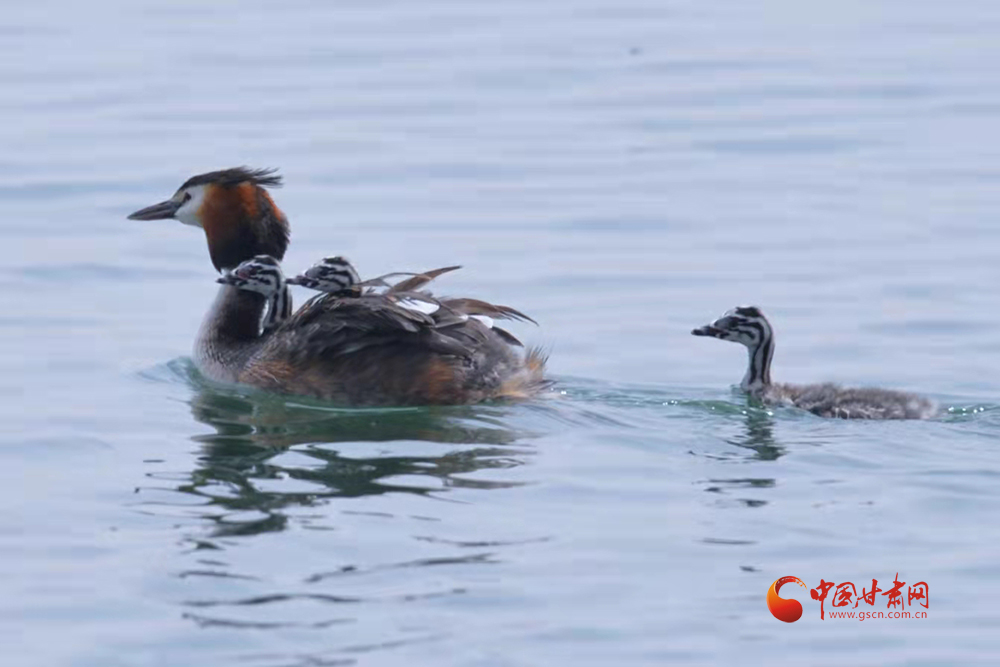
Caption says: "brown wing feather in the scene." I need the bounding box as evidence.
[439,297,537,324]
[491,326,524,347]
[267,292,475,362]
[389,266,462,293]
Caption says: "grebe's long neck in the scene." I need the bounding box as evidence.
[263,285,291,333]
[194,285,268,383]
[741,326,774,393]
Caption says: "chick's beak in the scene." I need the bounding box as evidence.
[127,198,182,221]
[216,270,244,286]
[691,324,723,338]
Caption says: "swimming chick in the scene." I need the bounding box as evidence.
[692,306,935,420]
[127,167,547,405]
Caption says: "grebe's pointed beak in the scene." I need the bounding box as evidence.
[691,324,724,338]
[216,271,243,286]
[127,198,181,221]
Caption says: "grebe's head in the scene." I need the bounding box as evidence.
[286,256,361,293]
[216,255,285,296]
[692,306,772,348]
[127,167,289,272]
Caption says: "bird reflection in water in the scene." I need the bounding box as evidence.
[726,407,785,462]
[702,409,783,510]
[167,383,536,538]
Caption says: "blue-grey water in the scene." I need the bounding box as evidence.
[3,1,1000,664]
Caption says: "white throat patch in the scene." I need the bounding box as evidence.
[175,185,207,228]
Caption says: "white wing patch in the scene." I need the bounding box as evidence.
[396,297,439,315]
[470,314,494,329]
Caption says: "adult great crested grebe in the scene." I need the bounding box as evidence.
[692,306,936,420]
[128,167,547,405]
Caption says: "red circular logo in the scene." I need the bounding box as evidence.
[767,576,807,622]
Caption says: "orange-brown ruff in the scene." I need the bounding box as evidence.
[128,167,547,406]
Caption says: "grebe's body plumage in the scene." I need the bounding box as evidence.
[128,169,546,405]
[692,306,935,420]
[206,255,544,405]
[289,256,530,348]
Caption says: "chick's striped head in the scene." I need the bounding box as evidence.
[287,256,361,293]
[217,254,285,296]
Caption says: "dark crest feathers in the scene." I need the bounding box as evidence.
[250,254,282,267]
[182,166,283,190]
[734,306,762,318]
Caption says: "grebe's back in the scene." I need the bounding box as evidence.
[257,257,545,405]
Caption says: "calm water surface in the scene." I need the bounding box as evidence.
[2,1,1000,664]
